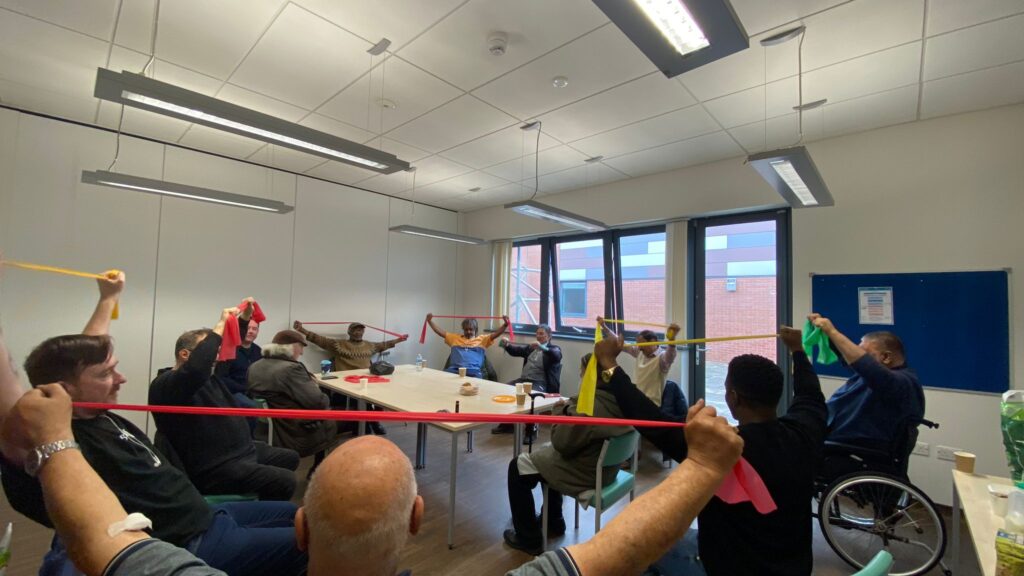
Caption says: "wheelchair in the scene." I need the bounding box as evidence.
[814,418,951,576]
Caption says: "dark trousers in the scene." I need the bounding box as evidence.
[194,442,300,501]
[507,459,564,546]
[192,501,307,576]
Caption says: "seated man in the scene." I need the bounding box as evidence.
[0,275,306,576]
[218,318,261,409]
[599,318,680,406]
[504,351,632,556]
[492,324,563,436]
[2,365,743,576]
[293,320,408,435]
[809,313,925,477]
[600,323,827,576]
[248,329,339,471]
[424,312,508,378]
[150,302,300,501]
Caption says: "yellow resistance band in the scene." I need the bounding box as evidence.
[3,260,121,319]
[601,318,673,329]
[633,333,778,347]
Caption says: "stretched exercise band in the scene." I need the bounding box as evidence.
[633,333,779,347]
[601,319,674,329]
[2,260,120,319]
[73,402,775,513]
[420,315,513,344]
[298,322,408,339]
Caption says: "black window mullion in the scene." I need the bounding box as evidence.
[539,238,551,327]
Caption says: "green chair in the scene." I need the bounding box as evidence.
[203,493,257,505]
[153,430,258,504]
[253,397,275,447]
[852,550,893,576]
[540,430,639,550]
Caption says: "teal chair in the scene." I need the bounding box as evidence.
[253,397,275,447]
[541,430,640,550]
[852,551,893,576]
[203,493,256,505]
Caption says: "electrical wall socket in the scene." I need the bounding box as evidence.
[912,441,930,456]
[936,445,961,461]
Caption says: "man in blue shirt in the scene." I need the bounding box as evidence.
[809,314,925,476]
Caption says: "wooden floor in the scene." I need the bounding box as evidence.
[2,421,982,575]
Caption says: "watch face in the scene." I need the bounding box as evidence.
[25,448,42,476]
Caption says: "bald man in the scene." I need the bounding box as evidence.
[7,383,742,576]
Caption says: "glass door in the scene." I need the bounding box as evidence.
[689,210,791,423]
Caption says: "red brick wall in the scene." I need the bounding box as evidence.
[705,277,777,362]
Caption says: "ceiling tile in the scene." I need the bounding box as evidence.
[407,154,474,186]
[156,0,287,79]
[178,124,265,159]
[570,105,721,158]
[461,182,534,208]
[293,0,464,50]
[386,94,516,153]
[248,144,326,174]
[318,55,461,133]
[803,42,921,104]
[112,0,155,54]
[299,113,377,144]
[729,0,848,37]
[218,83,309,122]
[472,24,656,120]
[604,131,743,177]
[107,47,224,96]
[703,77,798,129]
[820,84,919,138]
[0,78,97,123]
[926,0,1024,36]
[924,13,1024,81]
[305,159,378,184]
[800,0,924,71]
[358,169,415,195]
[532,162,626,196]
[728,114,803,154]
[921,60,1024,119]
[538,72,696,142]
[399,0,608,91]
[0,0,118,40]
[677,33,799,102]
[482,145,588,181]
[406,171,510,202]
[230,3,371,109]
[0,11,109,101]
[439,124,560,169]
[363,137,432,163]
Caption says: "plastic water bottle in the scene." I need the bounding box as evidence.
[415,354,424,372]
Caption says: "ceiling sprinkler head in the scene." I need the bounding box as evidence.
[488,32,508,56]
[552,76,569,88]
[377,98,398,110]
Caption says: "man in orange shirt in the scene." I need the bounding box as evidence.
[424,313,508,378]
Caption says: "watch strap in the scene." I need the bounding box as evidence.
[27,439,80,477]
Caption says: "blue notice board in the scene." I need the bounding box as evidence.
[811,271,1010,394]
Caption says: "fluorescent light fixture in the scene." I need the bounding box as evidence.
[504,200,607,232]
[747,146,833,208]
[594,0,747,78]
[81,170,294,213]
[93,68,409,174]
[388,225,486,245]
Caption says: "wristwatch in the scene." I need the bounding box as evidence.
[600,366,618,383]
[25,439,80,477]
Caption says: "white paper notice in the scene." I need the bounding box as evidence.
[858,287,894,325]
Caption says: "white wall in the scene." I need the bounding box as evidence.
[0,109,459,433]
[462,103,1024,505]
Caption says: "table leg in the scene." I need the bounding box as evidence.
[467,430,473,453]
[513,423,523,458]
[952,481,961,572]
[415,423,427,469]
[448,432,458,549]
[356,399,367,436]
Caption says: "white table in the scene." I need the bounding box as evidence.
[952,470,1013,576]
[316,364,562,548]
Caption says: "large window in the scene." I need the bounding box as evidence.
[509,226,667,337]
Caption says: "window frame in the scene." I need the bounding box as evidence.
[510,225,667,340]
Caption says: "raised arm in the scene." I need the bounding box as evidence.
[83,271,125,336]
[598,317,637,358]
[567,402,743,575]
[659,322,680,371]
[808,313,864,366]
[293,321,341,352]
[488,315,510,339]
[425,313,446,339]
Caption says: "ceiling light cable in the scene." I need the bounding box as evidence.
[529,121,541,201]
[142,0,161,77]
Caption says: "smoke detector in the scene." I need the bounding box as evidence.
[488,32,508,56]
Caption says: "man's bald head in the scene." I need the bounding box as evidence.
[298,436,422,576]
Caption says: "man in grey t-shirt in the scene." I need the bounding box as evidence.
[4,332,743,576]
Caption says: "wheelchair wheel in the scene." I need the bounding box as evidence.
[818,472,946,576]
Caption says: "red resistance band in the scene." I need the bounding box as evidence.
[420,315,514,344]
[298,322,408,339]
[75,402,776,514]
[218,301,266,362]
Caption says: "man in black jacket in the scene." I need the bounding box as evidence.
[493,324,562,437]
[149,301,299,501]
[601,324,827,576]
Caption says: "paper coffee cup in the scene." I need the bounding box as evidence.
[954,451,976,474]
[516,393,527,406]
[522,382,533,395]
[458,367,467,378]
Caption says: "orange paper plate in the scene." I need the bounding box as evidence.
[491,395,516,403]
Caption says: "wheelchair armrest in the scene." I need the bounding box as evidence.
[823,441,892,463]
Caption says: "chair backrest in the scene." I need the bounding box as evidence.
[852,550,893,576]
[599,431,640,468]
